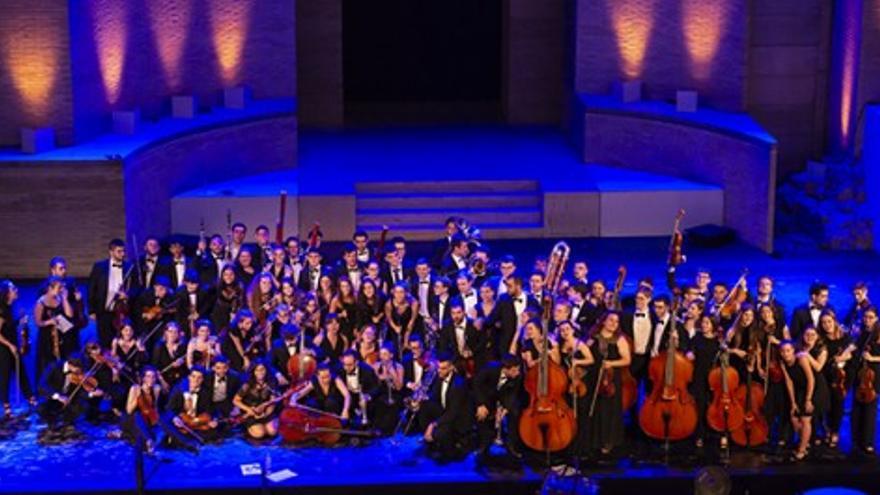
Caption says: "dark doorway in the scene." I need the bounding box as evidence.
[342,0,503,125]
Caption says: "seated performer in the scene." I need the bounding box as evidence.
[296,364,351,421]
[339,350,380,427]
[152,322,187,392]
[38,357,103,430]
[473,354,524,457]
[119,367,163,454]
[166,366,218,446]
[417,352,473,460]
[371,343,404,436]
[204,356,242,423]
[233,360,281,440]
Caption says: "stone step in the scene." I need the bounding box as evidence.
[356,191,542,210]
[354,180,539,195]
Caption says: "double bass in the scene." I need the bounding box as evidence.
[638,331,698,441]
[519,242,577,453]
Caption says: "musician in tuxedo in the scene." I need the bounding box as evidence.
[270,324,316,386]
[648,296,679,362]
[845,281,872,328]
[439,235,469,278]
[198,234,227,286]
[790,282,830,340]
[166,366,219,446]
[204,357,242,424]
[454,271,479,319]
[88,238,139,348]
[571,259,589,287]
[486,276,539,361]
[527,271,546,308]
[381,246,410,293]
[410,259,434,321]
[567,283,593,332]
[431,217,461,269]
[353,230,373,265]
[426,277,454,336]
[165,236,195,289]
[490,255,518,297]
[418,352,473,459]
[621,289,655,385]
[391,236,413,273]
[227,222,248,263]
[473,354,523,456]
[438,301,484,377]
[402,336,432,397]
[138,236,164,289]
[175,270,213,333]
[297,249,330,293]
[339,350,380,425]
[754,275,786,330]
[467,245,492,289]
[284,236,304,284]
[334,243,364,291]
[38,357,101,429]
[47,257,88,357]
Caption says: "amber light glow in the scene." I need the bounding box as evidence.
[148,0,192,90]
[210,0,253,84]
[610,0,657,79]
[91,0,128,104]
[682,0,727,82]
[0,21,59,120]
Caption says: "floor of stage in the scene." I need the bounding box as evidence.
[3,237,879,494]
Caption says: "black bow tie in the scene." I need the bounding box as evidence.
[175,260,185,266]
[810,305,821,311]
[112,263,123,268]
[347,371,357,377]
[514,297,523,303]
[420,280,430,285]
[216,377,226,384]
[635,312,647,318]
[146,258,156,264]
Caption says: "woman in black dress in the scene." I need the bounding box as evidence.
[371,343,405,436]
[330,277,359,343]
[851,307,880,455]
[110,321,148,386]
[800,325,831,446]
[818,309,853,448]
[313,313,348,365]
[0,281,36,416]
[780,340,814,460]
[211,266,244,335]
[234,247,258,289]
[223,309,267,373]
[34,276,74,383]
[298,294,323,342]
[152,322,187,392]
[586,311,630,456]
[384,283,419,358]
[688,314,722,448]
[356,278,385,332]
[299,364,351,421]
[557,320,594,456]
[757,303,791,447]
[727,304,757,380]
[233,361,280,440]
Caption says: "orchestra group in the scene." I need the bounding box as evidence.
[0,216,878,466]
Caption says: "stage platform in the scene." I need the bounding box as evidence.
[172,127,724,242]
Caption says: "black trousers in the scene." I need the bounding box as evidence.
[417,401,472,457]
[827,390,846,433]
[851,399,877,450]
[0,346,33,404]
[39,397,85,427]
[476,404,522,452]
[96,312,116,350]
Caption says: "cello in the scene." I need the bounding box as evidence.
[279,404,378,445]
[638,330,698,441]
[706,348,744,433]
[731,347,768,447]
[518,242,577,454]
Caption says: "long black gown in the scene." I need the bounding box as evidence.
[588,334,625,452]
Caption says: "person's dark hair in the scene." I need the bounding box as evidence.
[108,238,125,250]
[501,353,522,369]
[189,365,207,377]
[653,294,671,307]
[343,242,357,255]
[49,256,66,269]
[809,282,829,297]
[232,222,247,232]
[255,225,270,234]
[435,351,454,364]
[353,230,368,240]
[341,349,359,361]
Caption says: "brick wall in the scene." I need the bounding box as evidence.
[68,0,297,142]
[0,161,125,278]
[574,0,748,111]
[746,0,832,178]
[296,0,343,127]
[0,0,74,147]
[858,0,880,143]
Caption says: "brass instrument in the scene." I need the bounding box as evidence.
[494,403,507,445]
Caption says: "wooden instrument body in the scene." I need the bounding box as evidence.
[279,407,343,445]
[137,391,160,427]
[618,336,638,411]
[856,366,877,404]
[638,345,698,441]
[180,412,214,431]
[707,364,744,432]
[832,361,848,400]
[519,357,577,452]
[731,381,768,447]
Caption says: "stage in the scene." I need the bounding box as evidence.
[2,237,879,495]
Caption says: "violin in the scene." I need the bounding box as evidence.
[68,371,99,392]
[179,411,214,431]
[638,331,698,441]
[718,270,749,320]
[667,209,686,267]
[707,349,745,433]
[137,386,160,427]
[856,332,877,404]
[142,301,177,322]
[731,348,769,447]
[831,346,849,400]
[17,315,30,356]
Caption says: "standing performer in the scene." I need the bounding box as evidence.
[587,312,631,457]
[851,307,880,456]
[0,281,36,415]
[780,340,814,461]
[34,277,74,384]
[688,315,722,449]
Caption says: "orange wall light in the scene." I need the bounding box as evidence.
[1,17,60,120]
[209,0,253,84]
[609,0,657,79]
[148,0,192,91]
[91,0,128,104]
[682,0,727,82]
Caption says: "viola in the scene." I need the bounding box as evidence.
[707,350,745,433]
[17,315,30,356]
[142,302,176,322]
[667,209,686,267]
[731,350,768,447]
[856,365,877,404]
[638,332,698,441]
[718,270,748,320]
[137,387,160,427]
[179,411,214,431]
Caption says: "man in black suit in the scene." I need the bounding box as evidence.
[845,281,872,328]
[473,354,523,455]
[137,236,164,289]
[567,282,592,333]
[410,258,434,320]
[526,271,546,308]
[438,300,484,377]
[439,235,469,278]
[648,295,678,357]
[175,270,214,332]
[790,282,831,340]
[339,350,380,425]
[198,234,227,286]
[431,217,460,269]
[486,275,539,360]
[381,245,410,293]
[270,324,302,386]
[352,230,373,265]
[166,366,218,446]
[402,336,430,396]
[621,288,654,387]
[204,357,242,423]
[426,277,454,339]
[88,238,139,348]
[335,243,365,291]
[164,236,195,289]
[418,352,473,459]
[297,249,330,293]
[38,358,97,429]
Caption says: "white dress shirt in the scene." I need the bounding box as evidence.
[105,260,124,310]
[632,310,651,355]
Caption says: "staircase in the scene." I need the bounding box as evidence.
[355,180,544,240]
